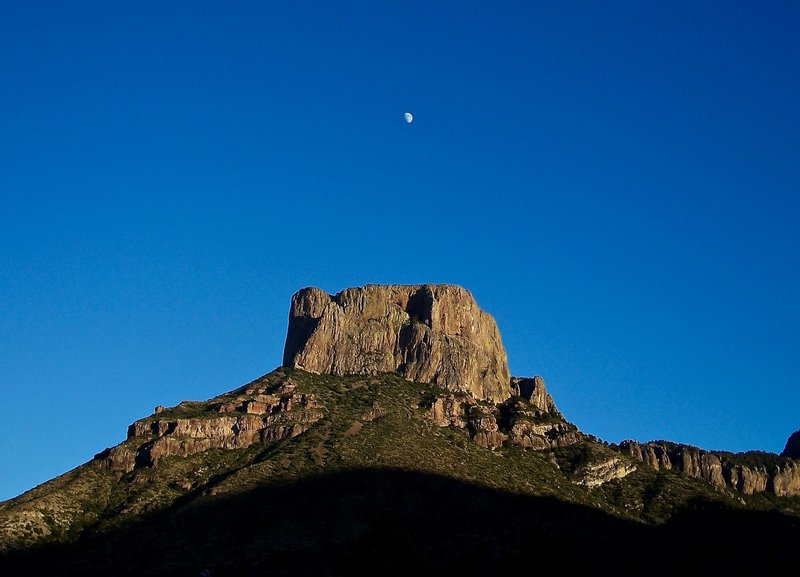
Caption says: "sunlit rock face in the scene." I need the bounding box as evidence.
[283,284,511,402]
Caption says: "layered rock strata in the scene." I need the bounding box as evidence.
[95,382,323,473]
[575,458,638,488]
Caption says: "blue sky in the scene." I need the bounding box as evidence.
[1,1,798,500]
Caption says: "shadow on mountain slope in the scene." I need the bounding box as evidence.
[2,467,798,576]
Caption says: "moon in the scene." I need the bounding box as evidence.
[404,112,413,124]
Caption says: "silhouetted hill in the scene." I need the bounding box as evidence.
[3,467,798,577]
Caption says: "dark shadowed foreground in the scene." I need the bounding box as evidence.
[3,467,798,577]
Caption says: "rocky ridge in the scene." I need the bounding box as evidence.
[3,283,800,573]
[621,440,800,497]
[95,377,323,473]
[93,283,800,497]
[85,283,589,487]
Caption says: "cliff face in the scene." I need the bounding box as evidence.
[621,440,800,497]
[511,376,558,414]
[428,375,580,452]
[283,284,511,402]
[95,378,324,473]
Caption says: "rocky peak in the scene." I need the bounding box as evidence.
[283,284,511,401]
[511,376,559,415]
[781,430,800,459]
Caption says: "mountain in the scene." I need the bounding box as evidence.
[2,284,799,576]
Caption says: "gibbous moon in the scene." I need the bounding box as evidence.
[404,112,413,124]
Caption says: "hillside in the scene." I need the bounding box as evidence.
[2,284,799,575]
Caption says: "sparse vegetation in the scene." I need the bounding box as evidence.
[1,368,799,575]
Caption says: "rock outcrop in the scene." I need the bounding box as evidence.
[95,380,323,473]
[575,457,637,488]
[283,284,511,401]
[468,405,507,450]
[773,461,800,497]
[511,376,558,415]
[622,441,733,491]
[428,383,580,451]
[678,447,725,490]
[622,441,672,470]
[430,394,470,428]
[508,421,582,450]
[726,463,769,495]
[620,440,800,497]
[361,402,386,422]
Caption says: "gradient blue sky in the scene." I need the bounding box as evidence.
[2,1,799,501]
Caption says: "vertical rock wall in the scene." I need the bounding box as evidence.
[283,284,511,401]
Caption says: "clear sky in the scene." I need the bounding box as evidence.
[1,1,798,501]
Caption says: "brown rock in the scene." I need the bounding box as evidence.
[509,421,581,450]
[678,446,701,477]
[283,284,511,401]
[216,394,282,415]
[467,406,507,450]
[104,393,325,471]
[277,381,297,395]
[473,430,508,450]
[622,441,773,494]
[629,443,727,488]
[619,440,681,471]
[576,457,637,488]
[243,401,270,414]
[430,395,469,428]
[264,407,325,427]
[645,444,671,470]
[261,424,307,442]
[620,440,644,462]
[726,463,740,489]
[738,465,769,495]
[620,441,671,470]
[94,445,136,473]
[510,376,558,414]
[361,401,386,422]
[773,462,800,497]
[699,453,725,490]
